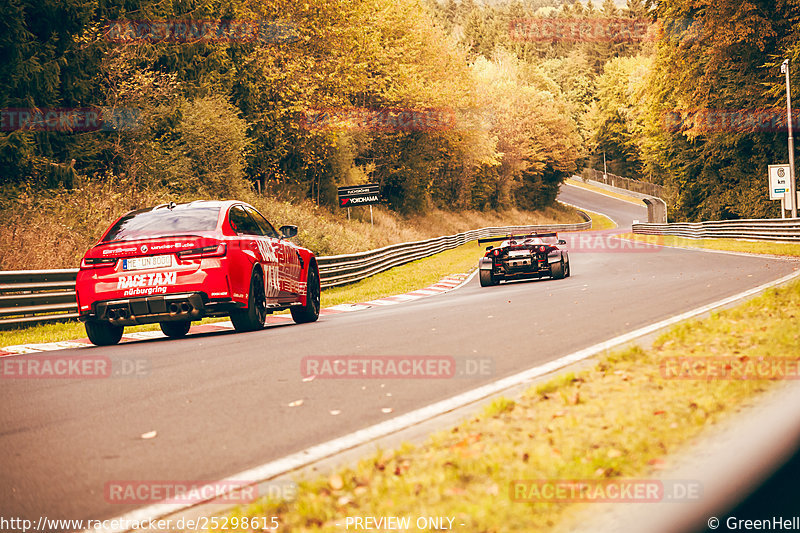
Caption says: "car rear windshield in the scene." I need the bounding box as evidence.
[101,206,220,242]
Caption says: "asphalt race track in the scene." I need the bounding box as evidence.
[1,184,797,525]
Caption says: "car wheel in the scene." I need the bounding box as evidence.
[479,269,497,287]
[230,269,268,332]
[85,320,124,346]
[291,266,320,324]
[160,320,191,338]
[551,258,566,280]
[565,259,571,278]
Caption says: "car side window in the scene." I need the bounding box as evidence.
[228,205,262,236]
[245,206,280,239]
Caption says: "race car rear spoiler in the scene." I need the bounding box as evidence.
[477,232,558,245]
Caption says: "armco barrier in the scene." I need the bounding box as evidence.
[0,269,81,328]
[0,215,591,329]
[632,218,800,242]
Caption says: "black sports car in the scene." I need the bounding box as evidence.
[477,232,570,287]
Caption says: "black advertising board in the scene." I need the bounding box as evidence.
[337,184,381,207]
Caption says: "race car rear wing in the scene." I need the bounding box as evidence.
[477,232,558,245]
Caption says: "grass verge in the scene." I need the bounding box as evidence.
[226,280,800,532]
[574,208,616,231]
[620,233,800,257]
[557,200,616,231]
[565,177,645,206]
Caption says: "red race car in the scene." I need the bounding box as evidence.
[75,200,320,346]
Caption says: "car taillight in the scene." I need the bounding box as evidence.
[539,246,546,253]
[177,243,227,260]
[81,257,117,268]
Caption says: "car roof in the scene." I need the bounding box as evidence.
[124,199,244,217]
[156,200,237,209]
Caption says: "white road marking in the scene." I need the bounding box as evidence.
[85,268,800,533]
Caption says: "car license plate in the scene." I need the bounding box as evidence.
[122,255,172,271]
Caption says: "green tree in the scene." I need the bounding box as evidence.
[642,0,800,220]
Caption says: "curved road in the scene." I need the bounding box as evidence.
[1,184,797,525]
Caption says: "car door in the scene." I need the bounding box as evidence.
[244,206,302,301]
[228,205,280,302]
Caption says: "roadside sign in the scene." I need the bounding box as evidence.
[337,184,381,207]
[769,164,791,200]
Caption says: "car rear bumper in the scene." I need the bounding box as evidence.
[481,259,551,275]
[496,267,549,278]
[79,292,241,326]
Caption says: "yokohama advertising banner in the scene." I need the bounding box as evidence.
[338,184,381,207]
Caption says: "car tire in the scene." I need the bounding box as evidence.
[230,269,268,332]
[565,259,571,278]
[551,258,566,280]
[479,269,497,287]
[85,320,124,346]
[291,266,320,324]
[160,320,191,338]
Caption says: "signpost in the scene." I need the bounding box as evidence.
[781,59,797,218]
[338,184,381,226]
[769,164,791,218]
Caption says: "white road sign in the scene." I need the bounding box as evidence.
[769,164,790,200]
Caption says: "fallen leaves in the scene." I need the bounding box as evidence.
[328,473,344,490]
[451,433,482,449]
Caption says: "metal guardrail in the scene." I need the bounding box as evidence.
[0,269,81,328]
[632,218,800,241]
[0,215,591,329]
